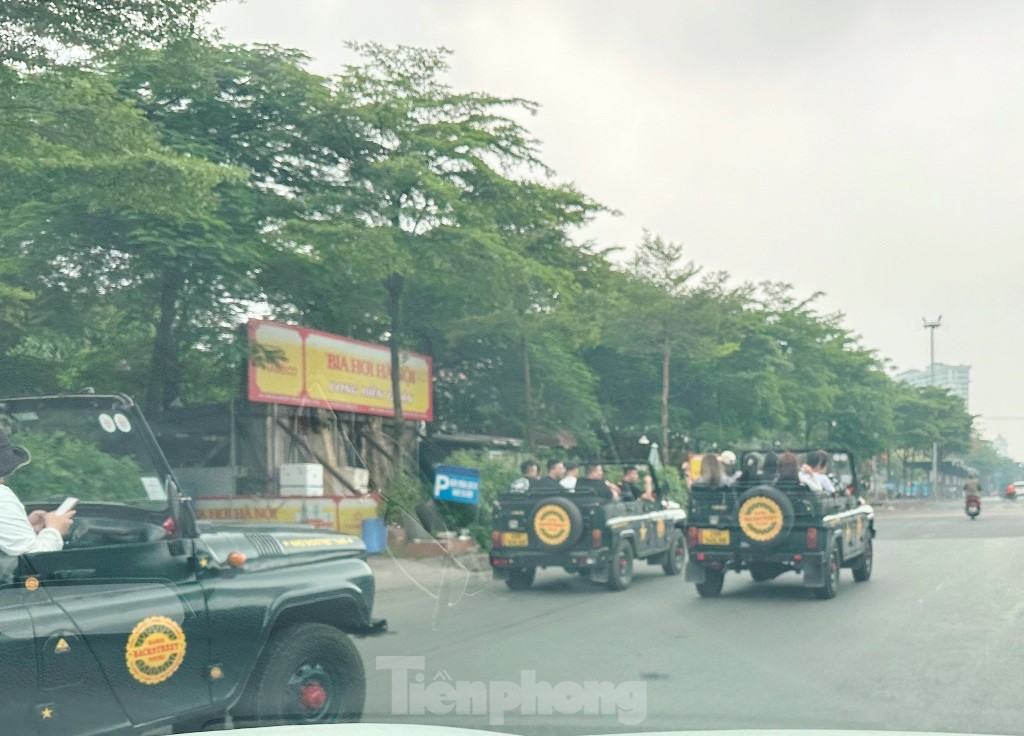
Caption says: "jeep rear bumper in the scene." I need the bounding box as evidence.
[685,549,825,586]
[490,548,610,576]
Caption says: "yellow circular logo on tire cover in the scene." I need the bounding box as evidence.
[738,496,785,542]
[125,616,187,685]
[533,504,572,546]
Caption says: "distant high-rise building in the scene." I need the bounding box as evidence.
[896,363,970,407]
[994,434,1010,457]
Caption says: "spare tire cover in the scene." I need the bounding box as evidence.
[735,485,795,549]
[530,496,584,552]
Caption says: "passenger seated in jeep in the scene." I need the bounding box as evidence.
[691,453,732,487]
[800,450,836,493]
[577,464,620,501]
[532,459,566,492]
[777,451,823,493]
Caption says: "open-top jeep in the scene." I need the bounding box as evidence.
[489,462,687,591]
[684,449,875,599]
[0,394,386,735]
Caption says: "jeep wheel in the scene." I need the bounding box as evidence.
[505,567,536,591]
[695,568,724,598]
[607,539,635,591]
[662,529,685,576]
[814,547,841,600]
[238,623,365,726]
[852,539,873,582]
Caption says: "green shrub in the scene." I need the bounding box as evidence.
[381,471,430,524]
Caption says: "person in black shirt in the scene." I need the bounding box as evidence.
[532,458,566,492]
[619,466,642,501]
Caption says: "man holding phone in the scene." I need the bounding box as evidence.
[0,427,75,555]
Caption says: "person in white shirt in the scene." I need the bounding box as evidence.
[0,427,74,555]
[800,450,836,494]
[559,462,580,491]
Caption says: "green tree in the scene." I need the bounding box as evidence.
[1,0,220,66]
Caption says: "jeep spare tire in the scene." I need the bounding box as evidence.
[735,485,795,550]
[530,497,584,552]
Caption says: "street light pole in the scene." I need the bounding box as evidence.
[923,316,942,387]
[923,316,943,498]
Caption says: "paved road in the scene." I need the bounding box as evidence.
[357,501,1024,735]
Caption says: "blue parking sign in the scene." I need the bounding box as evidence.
[434,465,481,505]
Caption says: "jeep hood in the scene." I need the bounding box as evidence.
[196,520,367,564]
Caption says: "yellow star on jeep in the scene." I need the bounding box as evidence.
[41,707,53,719]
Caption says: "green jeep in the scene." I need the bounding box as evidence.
[0,394,386,734]
[684,449,875,600]
[489,462,687,592]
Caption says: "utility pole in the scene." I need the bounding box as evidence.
[923,316,942,387]
[923,316,943,498]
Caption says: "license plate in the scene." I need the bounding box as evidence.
[503,532,529,547]
[699,529,730,545]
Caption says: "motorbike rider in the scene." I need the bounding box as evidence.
[964,474,982,504]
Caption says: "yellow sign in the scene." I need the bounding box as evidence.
[55,638,70,654]
[279,536,359,549]
[126,616,187,685]
[248,319,434,421]
[688,455,702,483]
[195,496,378,536]
[249,321,304,399]
[533,504,572,546]
[738,496,785,542]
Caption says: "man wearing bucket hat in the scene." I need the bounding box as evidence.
[0,427,75,555]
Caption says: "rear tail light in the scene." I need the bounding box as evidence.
[491,531,503,549]
[687,526,700,547]
[806,528,818,550]
[592,529,602,548]
[695,552,706,561]
[492,558,511,566]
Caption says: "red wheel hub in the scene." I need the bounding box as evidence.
[299,681,328,711]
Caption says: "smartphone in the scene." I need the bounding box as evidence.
[54,497,79,515]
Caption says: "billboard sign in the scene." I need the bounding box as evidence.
[248,319,433,421]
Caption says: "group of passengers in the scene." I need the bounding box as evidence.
[511,459,656,503]
[690,449,839,494]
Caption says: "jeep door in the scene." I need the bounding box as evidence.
[0,556,39,736]
[22,533,212,729]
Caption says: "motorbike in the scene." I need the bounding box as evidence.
[1004,484,1017,501]
[965,493,982,520]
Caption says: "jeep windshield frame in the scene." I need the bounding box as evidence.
[0,394,195,534]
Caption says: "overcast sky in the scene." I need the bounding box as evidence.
[209,0,1024,459]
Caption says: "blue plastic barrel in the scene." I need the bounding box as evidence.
[361,517,387,554]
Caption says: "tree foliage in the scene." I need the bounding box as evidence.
[1,0,220,66]
[0,25,979,470]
